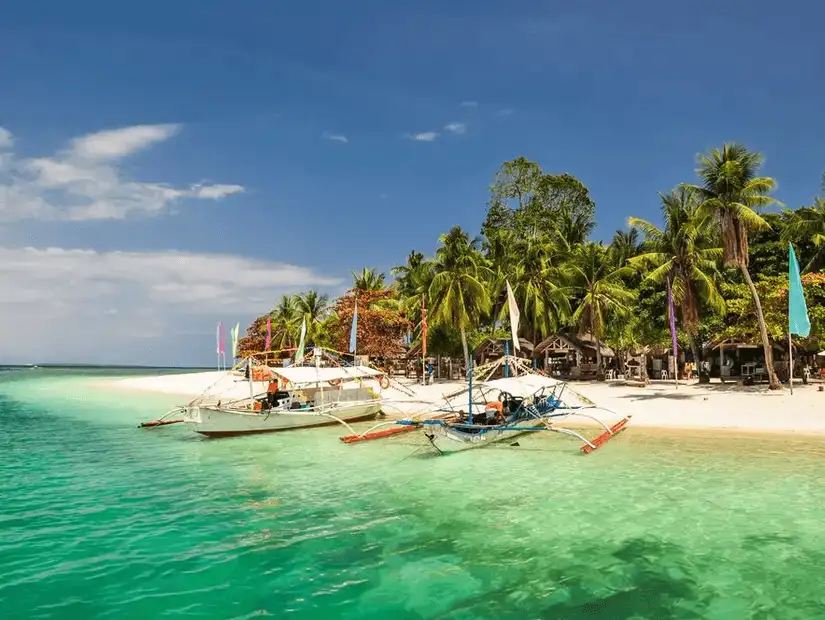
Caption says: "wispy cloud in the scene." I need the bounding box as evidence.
[444,122,466,135]
[0,245,342,364]
[0,124,244,222]
[322,131,348,144]
[0,128,13,150]
[409,132,438,142]
[497,109,515,116]
[459,101,478,108]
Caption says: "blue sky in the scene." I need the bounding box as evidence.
[1,0,824,365]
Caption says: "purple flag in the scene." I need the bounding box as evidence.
[218,321,226,355]
[667,277,678,361]
[265,317,271,350]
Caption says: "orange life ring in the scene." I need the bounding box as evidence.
[378,376,390,389]
[329,378,343,387]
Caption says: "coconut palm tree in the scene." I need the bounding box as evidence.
[628,187,725,380]
[682,143,781,389]
[609,229,642,267]
[783,178,825,272]
[428,226,492,375]
[269,294,299,350]
[561,243,635,375]
[294,290,331,345]
[351,267,386,291]
[506,237,570,347]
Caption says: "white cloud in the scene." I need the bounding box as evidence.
[70,124,180,160]
[322,132,348,144]
[409,132,438,142]
[497,109,515,116]
[0,246,343,365]
[459,101,478,108]
[0,127,13,149]
[0,124,244,222]
[444,122,466,135]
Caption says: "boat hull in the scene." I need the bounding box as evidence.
[425,419,538,454]
[186,402,381,437]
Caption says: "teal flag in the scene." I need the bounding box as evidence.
[788,243,811,337]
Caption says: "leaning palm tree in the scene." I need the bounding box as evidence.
[428,226,492,375]
[561,243,635,374]
[682,143,781,389]
[629,187,725,379]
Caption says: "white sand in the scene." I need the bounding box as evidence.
[106,370,825,436]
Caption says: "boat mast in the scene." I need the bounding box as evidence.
[248,357,255,404]
[467,356,473,424]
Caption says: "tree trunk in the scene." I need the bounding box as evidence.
[686,331,708,383]
[591,316,604,380]
[740,264,781,389]
[460,327,470,381]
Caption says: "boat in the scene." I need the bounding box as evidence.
[169,362,387,437]
[392,362,629,455]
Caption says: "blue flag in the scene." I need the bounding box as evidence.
[349,301,358,353]
[788,243,810,337]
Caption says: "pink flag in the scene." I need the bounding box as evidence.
[218,321,226,354]
[265,317,272,350]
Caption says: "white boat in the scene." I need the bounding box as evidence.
[179,363,385,437]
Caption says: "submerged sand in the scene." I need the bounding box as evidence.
[104,370,825,437]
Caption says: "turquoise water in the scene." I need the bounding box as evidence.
[3,369,825,619]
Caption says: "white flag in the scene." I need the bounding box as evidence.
[506,280,521,352]
[295,317,307,362]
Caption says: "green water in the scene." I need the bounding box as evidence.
[2,369,825,619]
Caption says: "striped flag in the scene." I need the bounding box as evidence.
[265,316,272,350]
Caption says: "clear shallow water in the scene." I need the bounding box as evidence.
[2,369,825,619]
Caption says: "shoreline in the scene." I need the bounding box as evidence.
[96,370,825,440]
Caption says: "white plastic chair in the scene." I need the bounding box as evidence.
[660,370,669,380]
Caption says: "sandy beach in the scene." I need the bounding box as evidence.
[106,371,825,436]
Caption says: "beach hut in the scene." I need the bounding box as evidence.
[534,333,614,378]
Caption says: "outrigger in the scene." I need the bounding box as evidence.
[340,356,630,454]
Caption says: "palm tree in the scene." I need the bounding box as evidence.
[629,188,725,380]
[783,177,825,272]
[609,229,642,267]
[269,294,299,350]
[561,243,635,375]
[506,237,570,347]
[391,250,435,327]
[682,143,781,389]
[428,226,492,375]
[351,267,386,291]
[294,290,331,345]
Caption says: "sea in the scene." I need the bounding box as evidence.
[2,367,825,619]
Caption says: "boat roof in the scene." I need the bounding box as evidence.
[270,364,383,385]
[479,374,561,398]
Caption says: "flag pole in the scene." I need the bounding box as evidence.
[789,333,794,395]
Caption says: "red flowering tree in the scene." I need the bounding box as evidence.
[333,288,410,357]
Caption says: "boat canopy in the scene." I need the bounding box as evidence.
[479,374,561,399]
[270,364,383,385]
